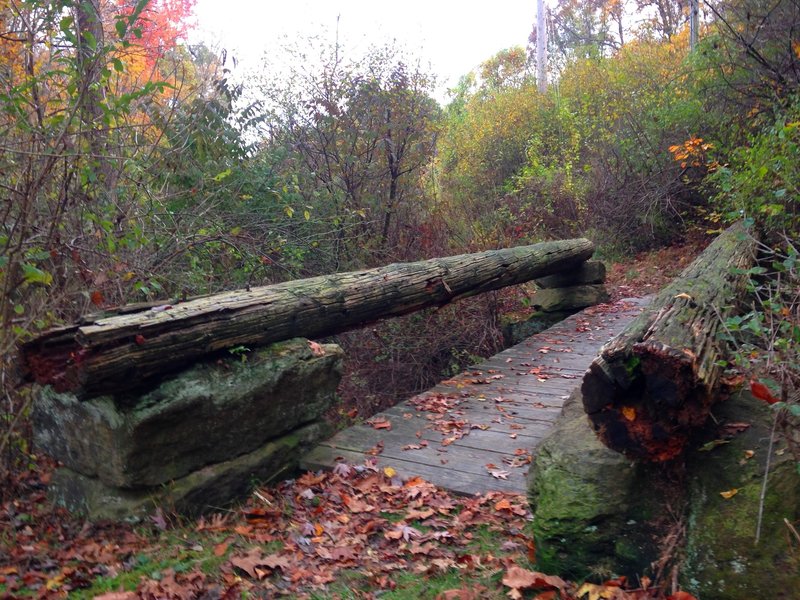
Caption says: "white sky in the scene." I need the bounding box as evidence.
[191,0,537,98]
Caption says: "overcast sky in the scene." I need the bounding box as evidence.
[192,0,538,98]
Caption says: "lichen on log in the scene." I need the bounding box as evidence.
[23,239,595,398]
[581,222,757,462]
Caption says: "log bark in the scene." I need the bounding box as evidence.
[23,239,595,398]
[581,222,757,462]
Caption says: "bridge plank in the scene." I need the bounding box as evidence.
[301,297,650,496]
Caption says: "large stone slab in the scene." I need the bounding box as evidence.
[527,393,663,579]
[531,284,610,313]
[528,390,800,589]
[535,260,606,289]
[33,339,343,488]
[48,422,326,520]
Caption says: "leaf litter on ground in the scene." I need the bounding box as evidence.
[0,458,700,599]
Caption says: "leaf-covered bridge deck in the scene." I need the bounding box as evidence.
[302,298,650,496]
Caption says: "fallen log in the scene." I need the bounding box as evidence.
[23,239,595,398]
[581,222,757,462]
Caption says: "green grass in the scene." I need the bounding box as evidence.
[69,530,244,599]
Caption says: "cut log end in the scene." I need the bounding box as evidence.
[581,222,758,461]
[583,349,716,462]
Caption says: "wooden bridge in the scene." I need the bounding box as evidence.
[23,224,753,518]
[302,298,650,495]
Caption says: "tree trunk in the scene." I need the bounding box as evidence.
[581,222,757,462]
[23,239,595,398]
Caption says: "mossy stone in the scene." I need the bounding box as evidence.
[682,392,800,599]
[34,338,343,488]
[48,422,326,520]
[528,411,663,579]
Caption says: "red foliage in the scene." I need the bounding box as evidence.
[750,379,780,404]
[114,0,196,67]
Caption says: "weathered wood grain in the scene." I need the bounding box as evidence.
[303,298,650,495]
[22,239,595,397]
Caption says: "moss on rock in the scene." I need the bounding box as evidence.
[528,410,663,579]
[682,392,800,599]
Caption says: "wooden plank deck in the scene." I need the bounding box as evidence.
[301,297,650,495]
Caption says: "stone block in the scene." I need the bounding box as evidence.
[34,338,343,488]
[535,260,606,289]
[48,422,326,520]
[532,284,610,313]
[527,409,663,579]
[682,392,800,599]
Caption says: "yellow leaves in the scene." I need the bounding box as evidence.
[668,136,714,169]
[621,406,636,421]
[383,466,397,478]
[720,488,739,499]
[576,582,621,600]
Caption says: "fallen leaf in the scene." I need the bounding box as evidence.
[383,466,397,478]
[621,406,636,421]
[576,582,620,600]
[368,417,392,430]
[213,540,230,557]
[721,422,751,435]
[366,441,384,455]
[667,593,699,600]
[699,439,730,452]
[750,379,780,404]
[502,566,567,594]
[402,444,424,451]
[490,469,511,480]
[494,498,512,511]
[385,524,422,542]
[149,507,168,531]
[230,547,266,579]
[720,488,739,499]
[308,340,326,356]
[332,462,352,477]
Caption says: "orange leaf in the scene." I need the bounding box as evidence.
[213,541,230,557]
[720,488,738,499]
[750,380,779,404]
[90,290,104,306]
[667,593,699,600]
[621,406,636,421]
[494,498,512,511]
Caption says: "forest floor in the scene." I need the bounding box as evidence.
[0,236,710,600]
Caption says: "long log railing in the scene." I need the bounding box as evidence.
[22,239,596,398]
